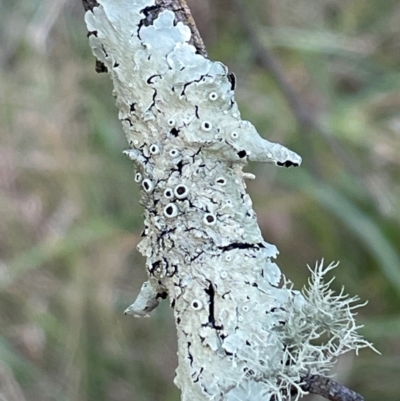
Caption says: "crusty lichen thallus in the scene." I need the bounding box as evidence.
[85,1,374,400]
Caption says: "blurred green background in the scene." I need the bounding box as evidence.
[1,0,399,400]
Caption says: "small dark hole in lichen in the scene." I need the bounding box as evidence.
[206,215,215,223]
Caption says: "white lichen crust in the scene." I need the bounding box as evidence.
[85,2,373,400]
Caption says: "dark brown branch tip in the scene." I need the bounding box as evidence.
[82,0,100,12]
[301,373,365,401]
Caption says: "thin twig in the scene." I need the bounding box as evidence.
[302,373,365,401]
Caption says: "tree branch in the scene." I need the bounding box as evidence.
[81,1,373,400]
[302,373,365,401]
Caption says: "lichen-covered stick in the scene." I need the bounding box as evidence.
[82,1,374,400]
[300,373,366,401]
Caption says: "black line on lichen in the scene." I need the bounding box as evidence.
[205,283,215,326]
[157,228,177,246]
[218,242,264,252]
[180,75,205,96]
[193,367,204,383]
[190,148,202,162]
[147,74,161,84]
[277,160,299,168]
[228,72,236,90]
[101,44,108,57]
[204,282,222,330]
[190,250,204,263]
[146,89,158,113]
[139,144,151,165]
[187,342,194,367]
[123,118,133,127]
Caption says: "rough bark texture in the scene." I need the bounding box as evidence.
[82,1,372,400]
[301,374,365,401]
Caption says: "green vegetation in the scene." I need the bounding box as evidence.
[0,0,399,400]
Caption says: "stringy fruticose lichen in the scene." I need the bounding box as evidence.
[85,1,374,400]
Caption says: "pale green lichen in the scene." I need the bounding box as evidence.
[263,260,376,400]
